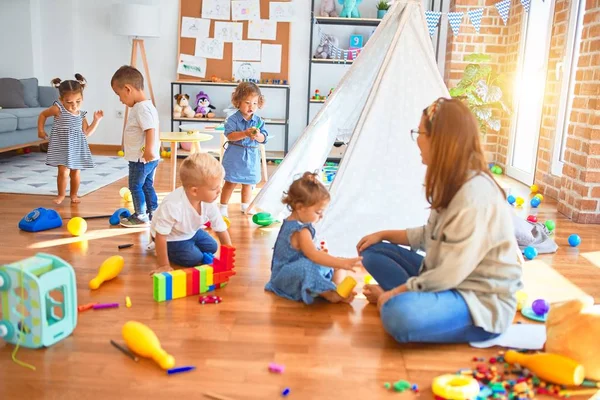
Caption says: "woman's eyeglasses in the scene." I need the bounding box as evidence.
[410,129,427,141]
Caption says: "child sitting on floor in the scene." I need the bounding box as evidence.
[150,153,232,275]
[265,172,362,304]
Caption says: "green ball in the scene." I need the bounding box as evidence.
[384,382,391,389]
[545,220,555,231]
[493,165,503,174]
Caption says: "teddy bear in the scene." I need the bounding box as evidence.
[173,94,195,119]
[195,91,216,118]
[314,33,339,59]
[545,299,600,380]
[320,0,338,16]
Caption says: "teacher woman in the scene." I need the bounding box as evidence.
[357,98,522,343]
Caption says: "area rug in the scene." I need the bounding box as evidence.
[522,260,593,305]
[0,152,128,197]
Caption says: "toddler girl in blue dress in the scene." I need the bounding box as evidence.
[265,172,362,304]
[219,82,268,216]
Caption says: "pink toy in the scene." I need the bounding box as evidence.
[195,91,216,118]
[269,362,285,373]
[199,295,221,304]
[320,0,338,16]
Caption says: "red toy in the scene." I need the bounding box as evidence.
[527,215,538,223]
[199,295,221,304]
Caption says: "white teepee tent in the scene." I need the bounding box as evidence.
[249,0,449,257]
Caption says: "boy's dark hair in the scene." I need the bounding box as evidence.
[282,172,330,211]
[111,65,144,90]
[51,74,86,97]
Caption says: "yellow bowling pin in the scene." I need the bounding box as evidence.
[122,321,175,370]
[504,350,585,385]
[89,255,124,290]
[336,276,357,298]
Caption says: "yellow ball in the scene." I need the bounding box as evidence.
[117,150,124,157]
[534,193,544,201]
[364,275,373,284]
[167,151,172,158]
[516,291,528,311]
[515,196,525,206]
[124,192,133,202]
[222,216,231,229]
[119,187,130,198]
[67,217,87,236]
[161,150,168,158]
[530,184,539,193]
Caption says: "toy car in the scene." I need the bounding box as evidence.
[199,295,221,304]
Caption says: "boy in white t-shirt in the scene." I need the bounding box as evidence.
[111,65,161,227]
[149,153,232,275]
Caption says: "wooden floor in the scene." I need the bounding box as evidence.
[1,152,599,400]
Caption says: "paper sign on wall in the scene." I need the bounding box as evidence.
[248,19,277,40]
[261,44,282,73]
[195,38,225,60]
[177,54,207,78]
[214,21,243,42]
[232,40,262,61]
[181,17,210,38]
[233,61,261,81]
[231,0,261,20]
[202,0,231,20]
[269,2,295,22]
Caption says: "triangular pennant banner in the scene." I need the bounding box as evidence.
[447,12,464,36]
[467,8,484,34]
[424,11,442,36]
[521,0,531,13]
[495,0,511,25]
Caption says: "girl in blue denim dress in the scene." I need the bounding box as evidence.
[219,82,268,216]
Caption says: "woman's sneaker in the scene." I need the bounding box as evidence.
[120,213,150,228]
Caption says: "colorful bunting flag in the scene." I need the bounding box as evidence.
[467,8,484,34]
[448,12,464,36]
[495,0,511,25]
[425,11,442,37]
[521,0,531,13]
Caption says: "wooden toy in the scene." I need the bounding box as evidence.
[122,321,175,370]
[89,255,125,290]
[336,276,357,298]
[153,246,236,302]
[504,350,585,385]
[0,253,77,348]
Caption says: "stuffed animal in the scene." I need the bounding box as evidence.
[339,0,362,17]
[314,34,340,59]
[545,299,600,380]
[173,94,195,118]
[320,0,338,16]
[195,91,216,118]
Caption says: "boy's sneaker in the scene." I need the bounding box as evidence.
[120,214,150,228]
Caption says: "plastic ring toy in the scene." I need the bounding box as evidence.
[432,374,480,400]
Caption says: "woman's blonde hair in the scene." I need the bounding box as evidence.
[179,153,224,187]
[231,82,265,109]
[422,97,504,210]
[282,172,330,211]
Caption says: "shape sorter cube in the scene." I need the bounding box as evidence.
[153,246,236,302]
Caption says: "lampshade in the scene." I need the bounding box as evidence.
[111,3,161,37]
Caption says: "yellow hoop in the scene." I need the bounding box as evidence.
[432,374,480,400]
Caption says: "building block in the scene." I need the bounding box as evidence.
[218,282,227,289]
[206,266,213,286]
[153,274,166,302]
[197,266,208,293]
[171,270,186,299]
[208,285,215,291]
[162,272,172,301]
[213,245,235,273]
[185,268,199,296]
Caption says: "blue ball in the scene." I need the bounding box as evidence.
[523,246,538,260]
[530,197,541,208]
[507,195,516,205]
[568,234,581,247]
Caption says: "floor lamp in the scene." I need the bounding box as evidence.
[111,3,161,150]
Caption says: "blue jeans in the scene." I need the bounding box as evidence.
[167,229,218,267]
[129,160,158,216]
[361,242,499,343]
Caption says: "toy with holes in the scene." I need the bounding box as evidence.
[153,246,236,302]
[18,207,63,232]
[0,253,77,349]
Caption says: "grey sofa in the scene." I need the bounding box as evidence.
[0,78,58,152]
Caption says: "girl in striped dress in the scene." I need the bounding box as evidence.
[38,74,103,204]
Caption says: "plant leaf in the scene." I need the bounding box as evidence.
[449,87,466,97]
[475,80,489,100]
[487,118,501,132]
[463,64,480,83]
[464,53,492,63]
[486,86,503,103]
[473,106,492,121]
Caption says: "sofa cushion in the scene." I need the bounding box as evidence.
[0,108,52,130]
[0,113,18,134]
[38,86,59,107]
[0,78,27,108]
[20,78,40,107]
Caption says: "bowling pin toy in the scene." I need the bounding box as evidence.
[504,350,585,386]
[89,255,125,290]
[122,321,175,370]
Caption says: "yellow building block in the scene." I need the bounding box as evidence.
[205,265,213,286]
[171,270,187,299]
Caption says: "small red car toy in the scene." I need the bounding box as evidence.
[199,295,221,304]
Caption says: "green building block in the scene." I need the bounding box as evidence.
[196,266,208,293]
[153,274,166,302]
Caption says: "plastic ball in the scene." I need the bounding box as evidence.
[67,217,87,236]
[124,192,133,202]
[530,197,541,208]
[530,184,539,193]
[516,291,528,311]
[568,234,581,247]
[526,215,537,223]
[117,150,124,157]
[523,246,538,260]
[515,197,525,206]
[545,220,555,231]
[16,148,24,154]
[493,166,503,174]
[507,195,516,205]
[532,299,550,316]
[161,150,168,158]
[23,147,31,154]
[119,187,130,198]
[166,151,172,158]
[534,193,544,201]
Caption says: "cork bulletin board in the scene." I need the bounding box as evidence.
[176,0,291,82]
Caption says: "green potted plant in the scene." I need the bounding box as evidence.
[377,0,390,18]
[449,53,510,136]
